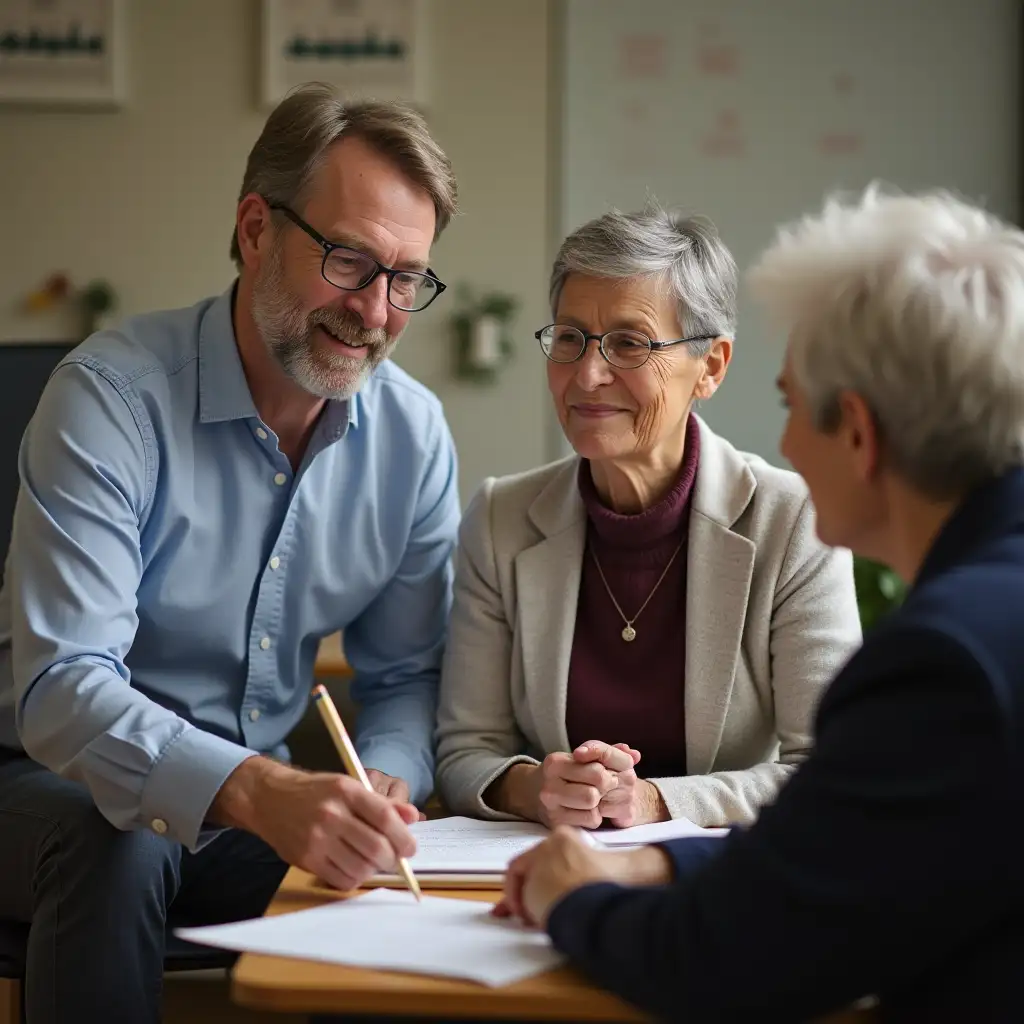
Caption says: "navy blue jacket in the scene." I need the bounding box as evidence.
[548,470,1024,1023]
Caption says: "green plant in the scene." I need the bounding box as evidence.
[853,555,906,629]
[450,286,519,384]
[80,279,116,336]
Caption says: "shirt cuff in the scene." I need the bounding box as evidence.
[658,835,731,878]
[141,726,256,851]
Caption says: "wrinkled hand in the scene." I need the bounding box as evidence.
[493,826,674,928]
[534,742,628,829]
[576,741,668,827]
[215,759,419,893]
[536,740,646,829]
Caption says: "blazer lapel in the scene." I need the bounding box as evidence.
[684,418,757,774]
[515,460,585,754]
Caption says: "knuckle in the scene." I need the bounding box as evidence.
[371,835,393,865]
[539,786,561,810]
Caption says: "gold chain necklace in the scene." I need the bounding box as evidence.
[589,536,686,642]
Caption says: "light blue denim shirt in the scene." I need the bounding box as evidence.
[0,287,459,850]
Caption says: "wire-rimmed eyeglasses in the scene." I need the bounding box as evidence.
[535,324,716,369]
[268,202,447,313]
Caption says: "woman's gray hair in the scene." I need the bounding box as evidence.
[749,185,1024,498]
[550,204,738,356]
[230,82,457,267]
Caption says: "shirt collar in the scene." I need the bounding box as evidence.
[198,283,359,433]
[198,284,260,424]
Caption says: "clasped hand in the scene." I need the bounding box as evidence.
[536,739,665,828]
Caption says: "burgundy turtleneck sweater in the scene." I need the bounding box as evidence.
[564,414,700,779]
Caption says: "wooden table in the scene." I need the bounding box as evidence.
[231,869,879,1022]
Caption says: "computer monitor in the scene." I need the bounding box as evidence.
[0,342,78,584]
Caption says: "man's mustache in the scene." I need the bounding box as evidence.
[309,309,389,350]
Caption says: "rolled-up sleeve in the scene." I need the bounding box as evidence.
[345,415,461,806]
[10,359,254,850]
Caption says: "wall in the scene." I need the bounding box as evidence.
[559,0,1020,464]
[0,0,553,505]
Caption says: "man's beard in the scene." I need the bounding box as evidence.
[250,242,395,401]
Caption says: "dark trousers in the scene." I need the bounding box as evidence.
[0,753,288,1024]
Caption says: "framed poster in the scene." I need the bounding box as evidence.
[0,0,126,106]
[261,0,425,108]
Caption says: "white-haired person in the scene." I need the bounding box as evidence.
[496,187,1024,1023]
[435,207,861,832]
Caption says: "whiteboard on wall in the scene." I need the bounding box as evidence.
[558,0,1020,463]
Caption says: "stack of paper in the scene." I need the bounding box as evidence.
[176,889,564,987]
[361,815,728,889]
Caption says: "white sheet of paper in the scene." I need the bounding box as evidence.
[593,817,729,847]
[363,815,727,885]
[175,889,563,987]
[403,817,551,872]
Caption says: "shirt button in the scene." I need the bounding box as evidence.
[151,818,168,835]
[269,556,281,570]
[260,636,271,650]
[273,472,287,486]
[249,708,261,722]
[256,427,268,440]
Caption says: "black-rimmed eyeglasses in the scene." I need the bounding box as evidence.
[535,324,716,369]
[268,202,447,313]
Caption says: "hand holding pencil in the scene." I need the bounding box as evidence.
[312,684,423,901]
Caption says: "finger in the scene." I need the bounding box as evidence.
[548,759,619,792]
[542,778,604,811]
[552,824,585,845]
[540,751,574,776]
[573,741,635,773]
[388,779,412,804]
[364,769,394,797]
[311,853,361,893]
[613,742,642,766]
[348,788,417,859]
[393,802,421,826]
[330,812,403,873]
[324,840,379,890]
[596,786,631,813]
[502,848,536,921]
[543,805,603,829]
[491,899,513,918]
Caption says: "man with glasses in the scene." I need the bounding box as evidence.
[0,84,459,1024]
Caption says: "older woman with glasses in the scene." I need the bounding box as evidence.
[436,206,862,830]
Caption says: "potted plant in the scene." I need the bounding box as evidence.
[853,555,906,630]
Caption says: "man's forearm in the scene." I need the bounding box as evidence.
[208,754,278,832]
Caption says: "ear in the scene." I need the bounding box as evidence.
[235,193,275,272]
[694,337,733,399]
[837,390,882,482]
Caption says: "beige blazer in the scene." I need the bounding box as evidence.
[436,417,862,827]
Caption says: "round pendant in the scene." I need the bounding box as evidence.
[621,625,637,642]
